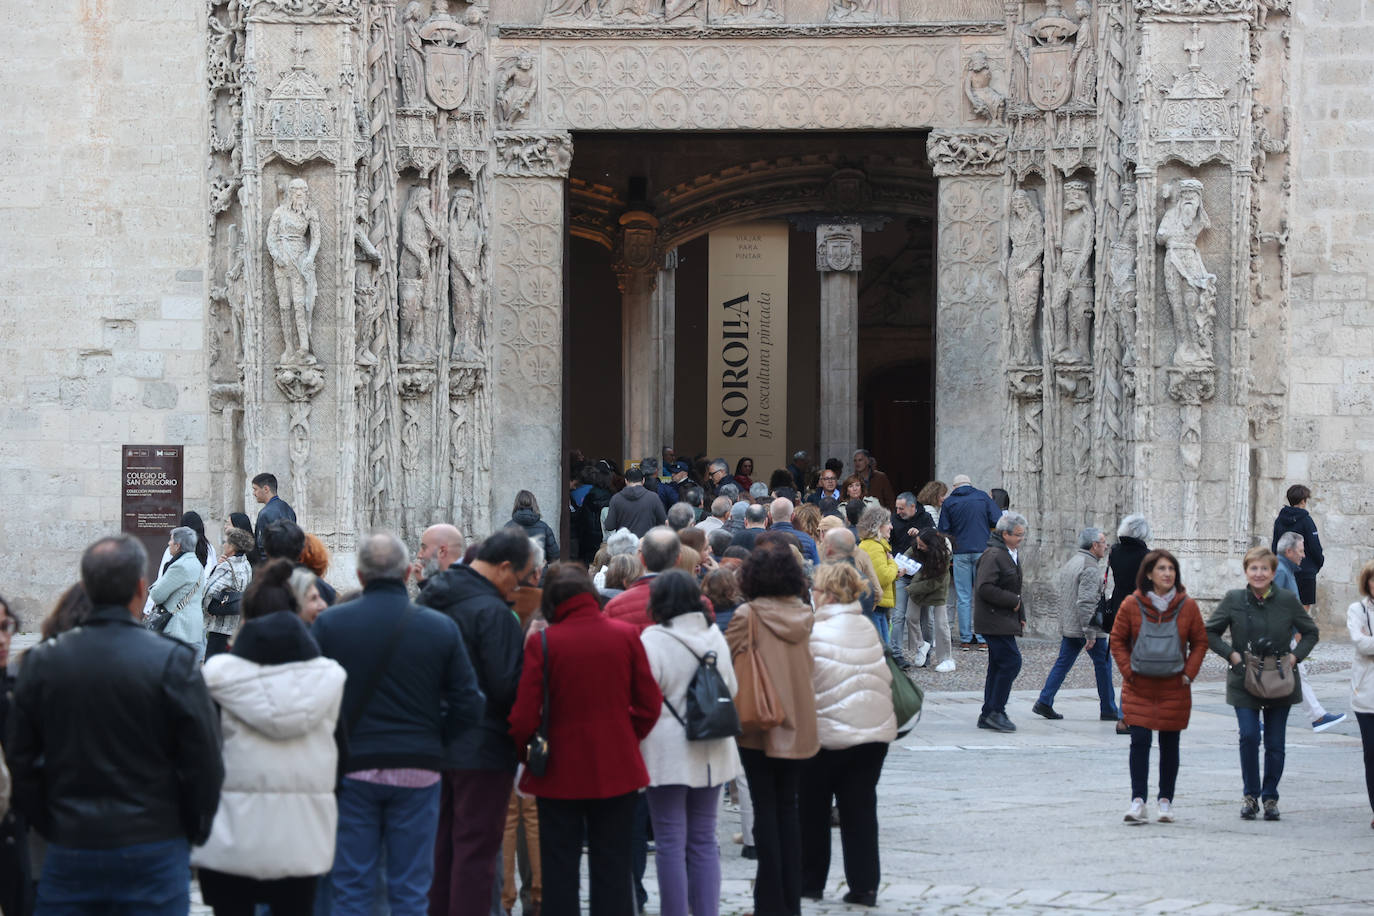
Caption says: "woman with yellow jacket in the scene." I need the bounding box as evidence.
[856,505,898,643]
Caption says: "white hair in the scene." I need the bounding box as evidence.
[606,527,639,558]
[1117,514,1151,541]
[996,512,1029,534]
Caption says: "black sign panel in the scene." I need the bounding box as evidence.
[121,445,184,584]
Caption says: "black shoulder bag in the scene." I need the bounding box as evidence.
[336,604,416,786]
[525,630,552,778]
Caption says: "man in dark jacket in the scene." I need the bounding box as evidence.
[973,514,1027,733]
[251,471,296,550]
[938,474,1004,649]
[767,497,819,564]
[806,468,845,517]
[313,531,485,916]
[604,467,667,537]
[418,529,535,916]
[1271,483,1325,607]
[9,535,224,912]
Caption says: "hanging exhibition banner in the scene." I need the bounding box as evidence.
[121,444,184,583]
[707,221,789,478]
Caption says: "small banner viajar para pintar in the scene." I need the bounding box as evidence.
[707,222,788,478]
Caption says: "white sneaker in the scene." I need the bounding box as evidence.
[934,658,956,673]
[1157,799,1174,823]
[1123,798,1147,824]
[914,641,932,668]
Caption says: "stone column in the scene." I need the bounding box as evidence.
[654,249,678,450]
[815,224,862,464]
[615,211,662,468]
[489,131,571,529]
[927,130,1009,488]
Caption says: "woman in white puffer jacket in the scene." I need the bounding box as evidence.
[192,559,346,915]
[799,561,896,908]
[1348,560,1374,830]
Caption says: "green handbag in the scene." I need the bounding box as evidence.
[885,647,924,737]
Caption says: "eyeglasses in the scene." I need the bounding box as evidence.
[820,476,836,481]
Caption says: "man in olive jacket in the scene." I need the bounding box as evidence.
[9,535,224,913]
[973,514,1028,733]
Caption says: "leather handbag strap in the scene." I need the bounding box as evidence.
[536,629,550,739]
[345,604,417,735]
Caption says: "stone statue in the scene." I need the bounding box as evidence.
[546,0,600,20]
[497,54,536,126]
[448,187,483,359]
[398,1,427,108]
[713,0,776,21]
[265,178,321,365]
[1071,0,1097,108]
[1050,179,1095,362]
[827,0,894,22]
[398,186,446,363]
[964,51,1005,122]
[353,190,383,367]
[1109,183,1138,367]
[1251,103,1288,182]
[1008,189,1044,366]
[1157,178,1217,367]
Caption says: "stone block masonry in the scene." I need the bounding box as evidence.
[0,1,209,627]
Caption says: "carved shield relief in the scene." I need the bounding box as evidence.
[623,227,657,271]
[425,46,471,111]
[1028,44,1074,111]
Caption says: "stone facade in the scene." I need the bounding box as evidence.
[4,0,1373,636]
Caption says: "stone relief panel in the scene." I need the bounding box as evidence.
[1007,188,1044,367]
[541,40,963,130]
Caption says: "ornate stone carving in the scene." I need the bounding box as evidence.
[927,130,1007,176]
[828,0,896,23]
[506,22,1004,39]
[448,186,484,359]
[497,53,537,126]
[494,132,573,177]
[711,0,779,22]
[613,211,662,291]
[398,185,446,362]
[1008,189,1044,366]
[816,226,862,272]
[419,2,484,112]
[260,28,341,166]
[1007,368,1044,474]
[1070,1,1097,109]
[1109,183,1138,368]
[265,177,322,365]
[491,178,563,405]
[1055,364,1094,479]
[210,224,248,381]
[1049,179,1095,363]
[247,0,362,19]
[1156,178,1216,367]
[1151,25,1236,166]
[1166,365,1217,473]
[398,2,428,108]
[1015,1,1080,112]
[273,361,326,514]
[964,50,1004,122]
[1135,0,1252,13]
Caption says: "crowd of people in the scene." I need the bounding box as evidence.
[1,453,1373,916]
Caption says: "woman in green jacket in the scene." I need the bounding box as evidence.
[1205,546,1319,821]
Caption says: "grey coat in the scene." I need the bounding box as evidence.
[1055,549,1105,639]
[149,551,206,647]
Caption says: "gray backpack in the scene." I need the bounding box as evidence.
[1129,603,1185,677]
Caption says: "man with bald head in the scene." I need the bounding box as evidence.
[410,523,466,588]
[767,497,818,564]
[604,526,681,632]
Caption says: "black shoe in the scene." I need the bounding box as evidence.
[1263,799,1281,821]
[977,713,993,729]
[984,712,1016,733]
[1033,701,1064,720]
[801,889,824,901]
[1116,720,1131,735]
[842,890,878,906]
[1241,795,1259,820]
[741,844,757,859]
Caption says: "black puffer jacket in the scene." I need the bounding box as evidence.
[419,564,525,772]
[510,508,559,561]
[9,604,224,848]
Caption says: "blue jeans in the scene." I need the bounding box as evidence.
[1037,637,1119,718]
[980,634,1022,716]
[952,554,980,643]
[863,609,890,646]
[36,838,188,916]
[889,577,910,654]
[1236,705,1291,801]
[333,778,442,916]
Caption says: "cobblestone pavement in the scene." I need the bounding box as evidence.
[15,634,1359,915]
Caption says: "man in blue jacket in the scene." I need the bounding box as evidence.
[250,471,296,550]
[937,474,1003,649]
[313,531,485,916]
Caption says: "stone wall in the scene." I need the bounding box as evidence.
[0,3,209,626]
[1287,0,1374,629]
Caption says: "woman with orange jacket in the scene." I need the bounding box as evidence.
[1110,549,1209,825]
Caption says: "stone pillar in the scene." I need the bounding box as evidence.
[927,130,1009,489]
[815,224,861,464]
[615,210,662,467]
[654,249,678,449]
[490,131,572,530]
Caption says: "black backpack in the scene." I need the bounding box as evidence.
[657,630,741,741]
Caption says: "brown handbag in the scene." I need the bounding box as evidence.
[733,607,786,734]
[1243,651,1295,700]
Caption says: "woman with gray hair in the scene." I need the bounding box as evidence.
[204,527,256,658]
[148,525,207,651]
[974,512,1028,732]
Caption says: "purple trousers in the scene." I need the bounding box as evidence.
[644,784,723,916]
[428,768,515,916]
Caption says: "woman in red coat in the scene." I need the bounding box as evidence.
[1110,549,1208,825]
[508,564,663,916]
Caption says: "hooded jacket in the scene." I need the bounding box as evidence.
[639,612,741,788]
[1271,505,1324,579]
[510,508,559,561]
[725,595,819,760]
[418,563,525,771]
[809,601,896,750]
[192,612,345,879]
[604,484,668,537]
